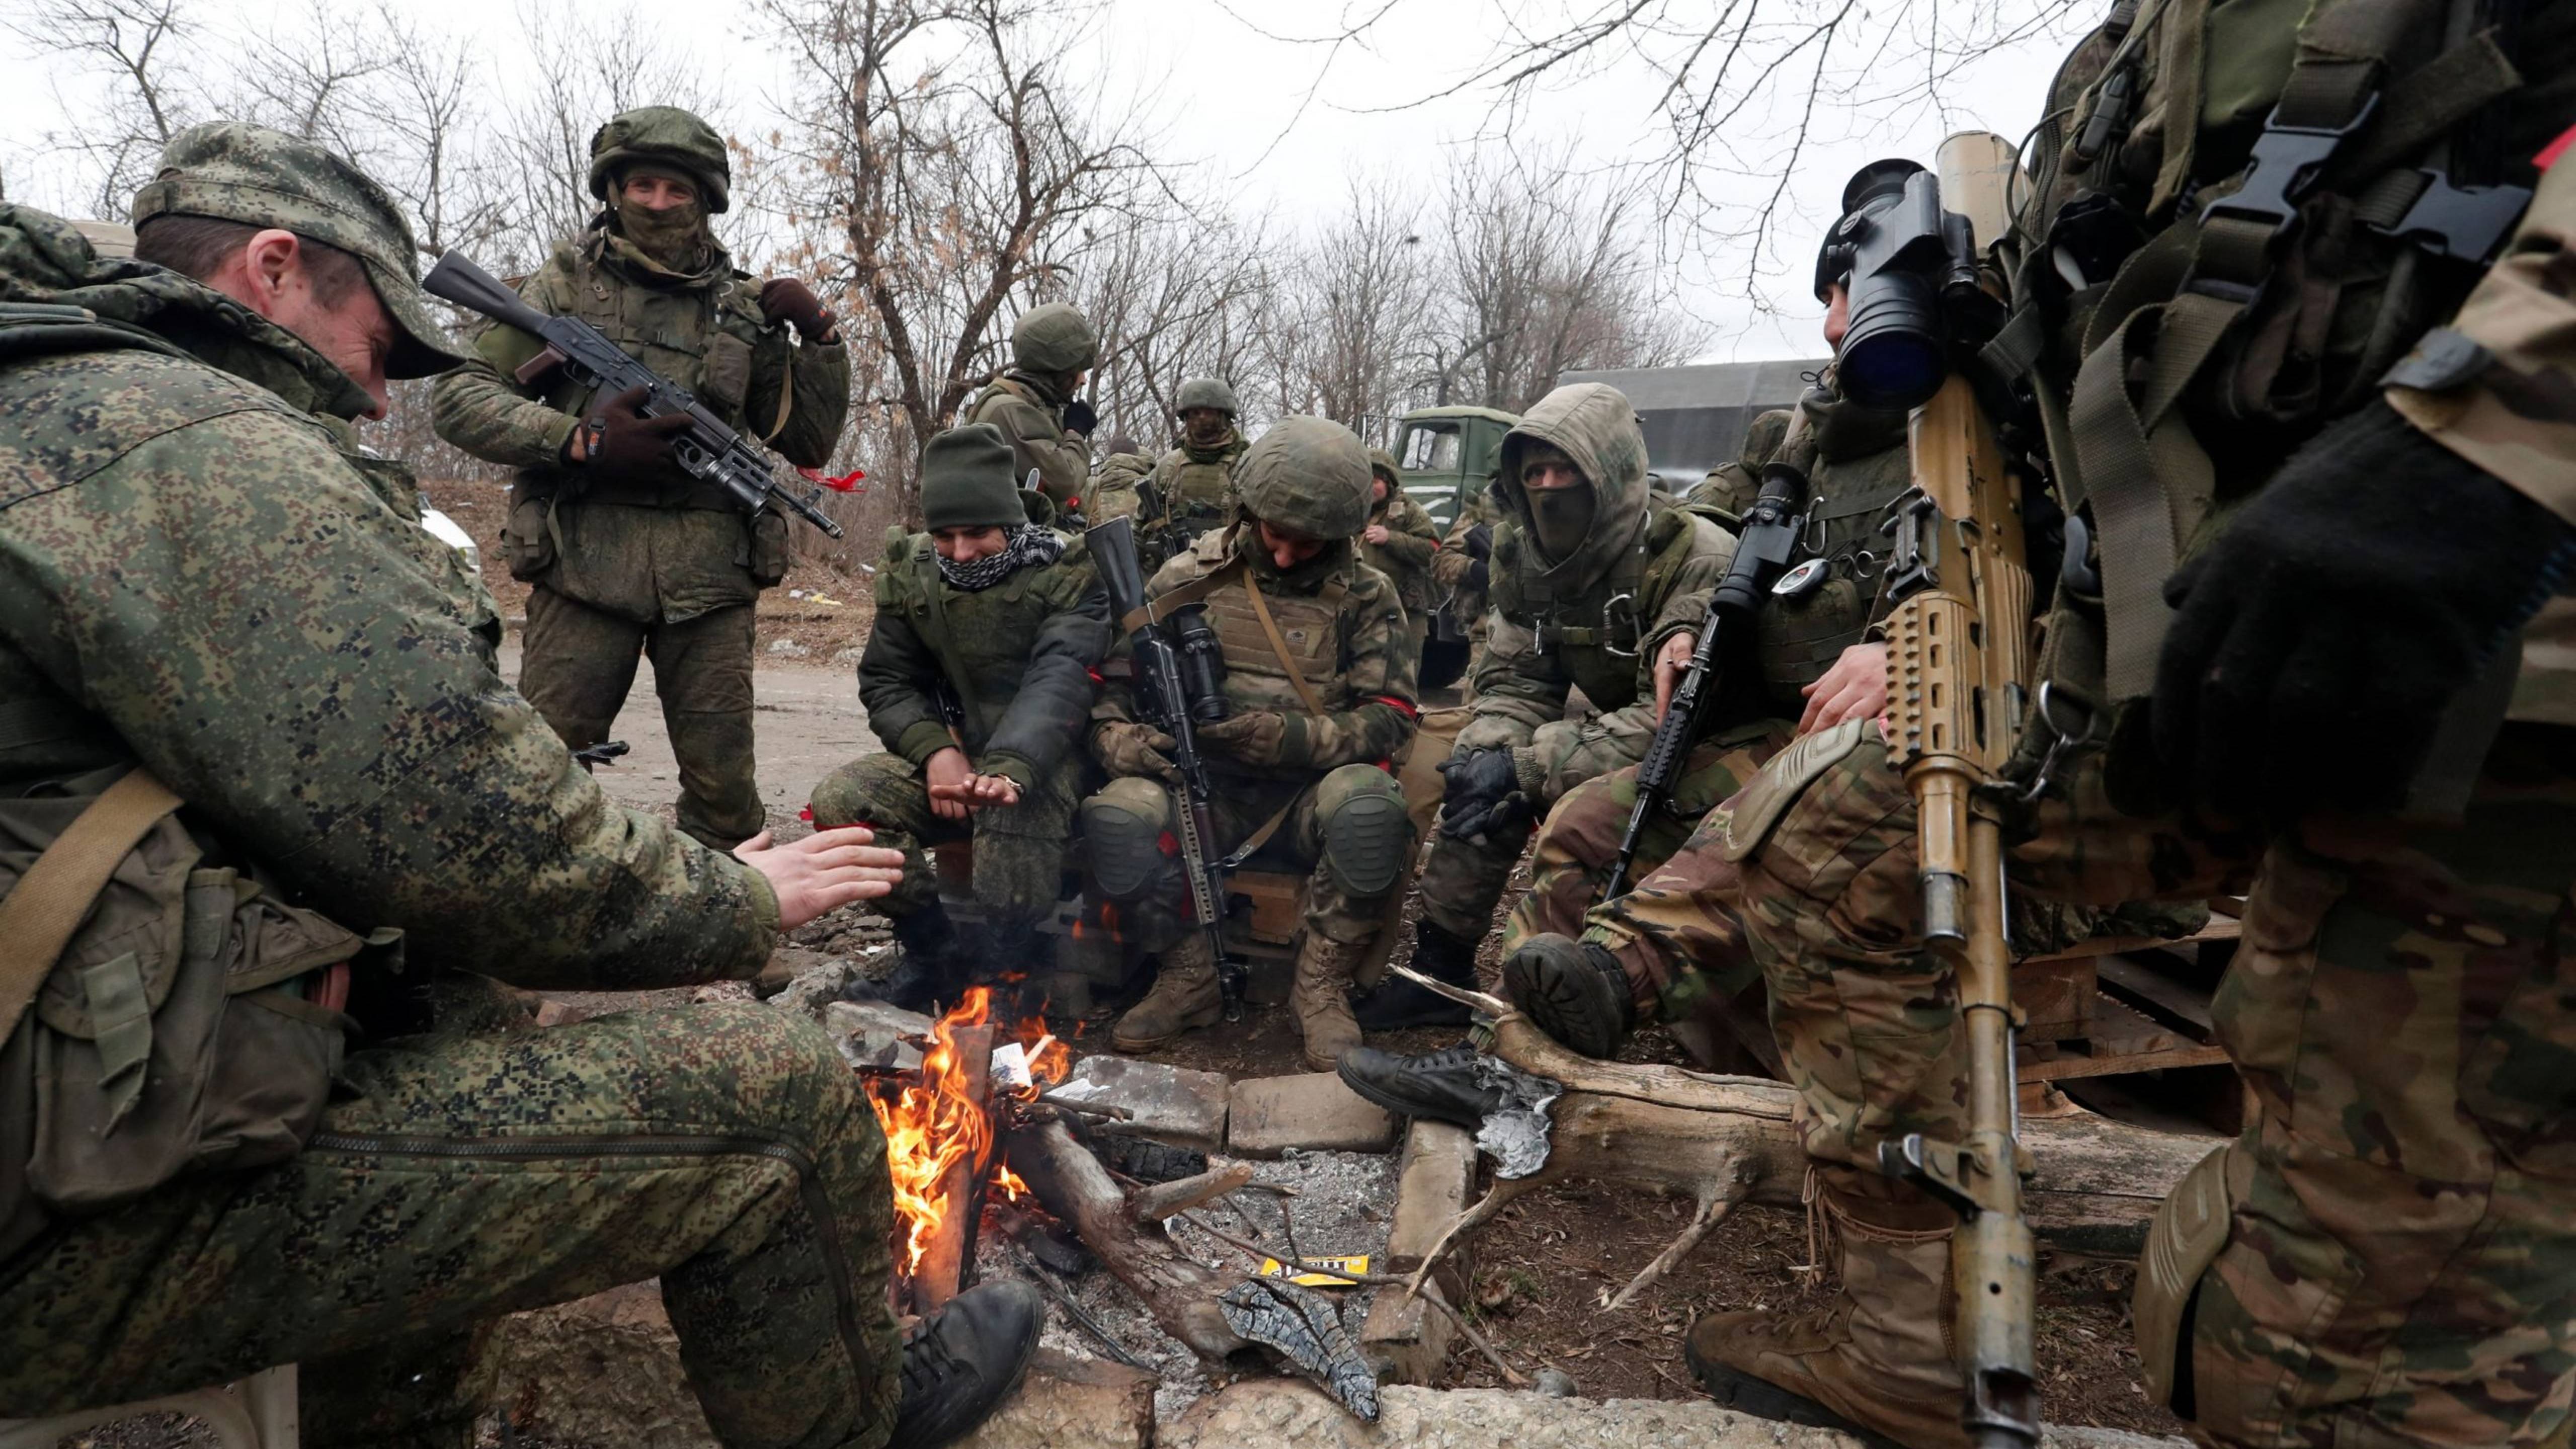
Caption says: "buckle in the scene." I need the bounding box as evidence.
[2200,93,2381,236]
[2371,169,2533,263]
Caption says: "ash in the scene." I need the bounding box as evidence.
[976,1148,1400,1422]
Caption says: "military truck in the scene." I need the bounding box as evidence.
[1387,405,1517,688]
[1557,359,1826,494]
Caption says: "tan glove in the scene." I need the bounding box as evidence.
[1195,711,1289,766]
[1092,719,1181,783]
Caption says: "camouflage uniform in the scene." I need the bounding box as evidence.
[1411,383,1737,946]
[1085,418,1418,1067]
[1710,31,2576,1449]
[1429,482,1503,667]
[1360,447,1441,660]
[0,129,898,1449]
[1682,407,1792,517]
[431,108,850,851]
[959,303,1095,512]
[1085,447,1156,534]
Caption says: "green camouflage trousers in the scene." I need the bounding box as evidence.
[1084,764,1412,951]
[1735,722,2576,1446]
[519,587,765,851]
[810,751,1077,927]
[1504,720,1794,1027]
[0,1004,903,1449]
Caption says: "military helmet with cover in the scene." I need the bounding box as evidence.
[587,107,732,213]
[1173,377,1238,417]
[1234,417,1372,539]
[1012,302,1098,374]
[129,120,468,380]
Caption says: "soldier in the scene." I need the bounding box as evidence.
[809,423,1109,1011]
[0,123,1036,1449]
[1352,382,1735,1030]
[1360,447,1441,660]
[1083,417,1419,1069]
[1084,434,1158,538]
[1136,377,1249,562]
[959,302,1096,512]
[1683,407,1792,516]
[1427,481,1501,673]
[432,106,849,852]
[1692,24,2576,1449]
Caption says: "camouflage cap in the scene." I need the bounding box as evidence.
[1012,302,1098,374]
[1235,416,1372,539]
[588,107,732,213]
[130,120,466,380]
[1174,376,1238,416]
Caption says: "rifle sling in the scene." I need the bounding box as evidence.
[1240,571,1328,717]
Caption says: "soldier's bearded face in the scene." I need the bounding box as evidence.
[1182,407,1229,445]
[1256,520,1328,569]
[933,526,1010,562]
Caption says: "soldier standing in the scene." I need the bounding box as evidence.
[809,424,1109,1011]
[1693,14,2576,1445]
[1351,382,1735,1030]
[1135,377,1249,563]
[1083,417,1419,1069]
[432,106,850,851]
[1360,447,1441,660]
[959,302,1096,512]
[0,123,1036,1449]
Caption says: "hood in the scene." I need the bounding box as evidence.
[1798,372,1909,463]
[1491,381,1652,595]
[0,203,377,420]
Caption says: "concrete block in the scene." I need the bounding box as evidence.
[957,1348,1157,1449]
[1360,1120,1477,1383]
[824,997,931,1071]
[487,1283,714,1449]
[1050,1055,1231,1151]
[1226,1073,1400,1158]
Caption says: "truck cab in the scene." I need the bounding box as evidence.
[1390,406,1517,689]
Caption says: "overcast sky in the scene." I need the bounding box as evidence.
[0,0,2085,363]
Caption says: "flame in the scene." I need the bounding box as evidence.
[864,987,1073,1277]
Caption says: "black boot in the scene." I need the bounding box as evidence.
[1500,933,1637,1059]
[1336,1044,1505,1129]
[1353,919,1481,1030]
[887,1278,1043,1448]
[877,904,966,1013]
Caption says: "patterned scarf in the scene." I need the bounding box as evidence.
[937,523,1064,591]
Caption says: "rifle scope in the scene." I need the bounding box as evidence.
[1822,161,1990,414]
[1171,605,1231,722]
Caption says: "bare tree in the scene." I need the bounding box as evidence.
[1290,176,1431,437]
[7,0,195,215]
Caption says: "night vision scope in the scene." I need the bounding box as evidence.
[1816,158,2006,414]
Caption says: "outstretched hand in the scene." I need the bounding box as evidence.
[735,826,904,929]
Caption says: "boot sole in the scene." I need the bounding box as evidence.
[1335,1063,1486,1131]
[1685,1353,1910,1449]
[1502,951,1625,1059]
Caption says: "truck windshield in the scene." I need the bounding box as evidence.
[1399,424,1462,473]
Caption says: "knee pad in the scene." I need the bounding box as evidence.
[1081,778,1172,899]
[1322,782,1411,898]
[2134,1145,2233,1410]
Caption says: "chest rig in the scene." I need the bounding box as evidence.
[1498,503,1703,711]
[1756,396,1914,712]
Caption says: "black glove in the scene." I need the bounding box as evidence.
[758,277,836,342]
[569,384,693,489]
[1063,398,1098,438]
[1464,522,1493,559]
[1437,748,1533,841]
[2154,399,2572,821]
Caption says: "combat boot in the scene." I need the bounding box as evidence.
[1111,934,1223,1053]
[876,904,972,1014]
[1685,1167,1966,1449]
[1292,933,1368,1071]
[1353,919,1481,1030]
[1500,933,1637,1059]
[1337,1044,1505,1129]
[887,1278,1043,1448]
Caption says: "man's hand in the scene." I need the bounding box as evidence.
[758,278,836,343]
[927,754,1024,812]
[1363,523,1390,545]
[1651,631,1699,722]
[1799,641,1889,737]
[925,746,975,820]
[1437,747,1532,842]
[1197,711,1287,765]
[569,384,692,486]
[1093,720,1182,783]
[735,826,904,930]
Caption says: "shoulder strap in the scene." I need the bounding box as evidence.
[1241,572,1328,716]
[0,768,183,1041]
[911,546,984,730]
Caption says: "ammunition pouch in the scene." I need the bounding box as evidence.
[2133,1145,2235,1409]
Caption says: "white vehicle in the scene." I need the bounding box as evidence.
[419,503,480,574]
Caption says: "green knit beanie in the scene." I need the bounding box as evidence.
[921,424,1026,531]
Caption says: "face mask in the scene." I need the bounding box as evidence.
[615,193,706,272]
[1185,414,1230,449]
[1524,481,1596,561]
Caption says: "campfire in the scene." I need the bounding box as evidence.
[863,987,1068,1309]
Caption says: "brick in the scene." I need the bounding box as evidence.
[1361,1120,1478,1383]
[823,998,931,1071]
[1224,1073,1400,1158]
[1049,1055,1231,1151]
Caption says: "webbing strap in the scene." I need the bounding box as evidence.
[1117,559,1234,634]
[1219,797,1300,869]
[1241,573,1327,717]
[0,768,182,1042]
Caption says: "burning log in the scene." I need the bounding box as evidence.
[914,1022,993,1310]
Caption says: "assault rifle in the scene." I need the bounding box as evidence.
[421,250,845,539]
[1086,516,1246,1020]
[1598,460,1809,900]
[1873,133,2041,1449]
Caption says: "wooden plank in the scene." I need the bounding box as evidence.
[2022,999,2230,1082]
[2014,955,2097,1042]
[2097,954,2219,1042]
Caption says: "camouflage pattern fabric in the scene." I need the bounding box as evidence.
[961,373,1090,510]
[1084,764,1410,951]
[0,1005,904,1449]
[1362,488,1441,648]
[1145,432,1248,557]
[809,751,1076,925]
[1683,407,1793,518]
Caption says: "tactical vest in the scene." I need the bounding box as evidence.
[1150,545,1366,753]
[1493,498,1713,712]
[1149,438,1245,550]
[1755,392,1914,714]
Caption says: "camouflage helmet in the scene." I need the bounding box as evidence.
[1363,446,1402,490]
[588,107,731,213]
[1233,417,1372,539]
[1173,377,1238,417]
[1012,302,1098,374]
